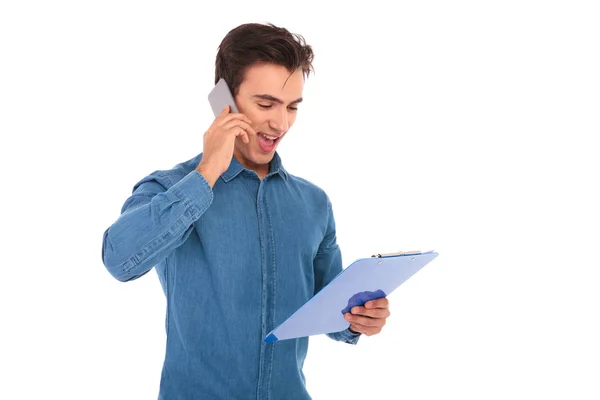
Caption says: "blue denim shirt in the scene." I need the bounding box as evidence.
[101,152,360,399]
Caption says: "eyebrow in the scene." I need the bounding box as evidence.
[252,94,303,105]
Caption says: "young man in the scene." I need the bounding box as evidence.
[101,22,390,399]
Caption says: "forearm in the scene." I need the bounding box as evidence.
[102,170,213,281]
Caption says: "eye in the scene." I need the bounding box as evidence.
[288,106,298,111]
[258,104,272,109]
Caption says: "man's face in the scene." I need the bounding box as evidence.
[233,63,304,171]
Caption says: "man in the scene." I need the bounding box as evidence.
[101,22,391,399]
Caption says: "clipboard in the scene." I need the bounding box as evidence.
[264,250,439,343]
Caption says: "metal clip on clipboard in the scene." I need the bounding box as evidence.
[371,250,434,258]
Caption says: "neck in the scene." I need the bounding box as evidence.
[233,152,269,179]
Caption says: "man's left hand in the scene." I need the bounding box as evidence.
[344,297,390,336]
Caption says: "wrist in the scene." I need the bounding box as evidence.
[195,164,219,188]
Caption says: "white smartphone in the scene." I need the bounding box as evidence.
[207,78,239,117]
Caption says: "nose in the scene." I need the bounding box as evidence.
[269,108,289,134]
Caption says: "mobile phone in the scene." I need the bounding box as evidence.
[208,78,239,117]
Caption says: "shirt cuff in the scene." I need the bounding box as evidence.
[336,327,362,345]
[170,170,214,217]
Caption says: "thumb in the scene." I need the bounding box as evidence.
[220,105,230,115]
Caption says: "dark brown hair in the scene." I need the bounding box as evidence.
[214,23,314,96]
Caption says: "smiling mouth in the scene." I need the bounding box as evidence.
[258,132,280,141]
[257,132,280,152]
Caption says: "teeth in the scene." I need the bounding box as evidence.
[261,133,277,140]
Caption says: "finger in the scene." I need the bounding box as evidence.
[230,123,250,144]
[223,120,256,137]
[365,297,389,309]
[351,306,390,319]
[345,313,381,328]
[349,321,381,336]
[218,112,252,126]
[219,105,230,115]
[239,130,250,144]
[223,124,250,144]
[348,324,364,335]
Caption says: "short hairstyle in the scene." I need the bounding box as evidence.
[214,23,315,96]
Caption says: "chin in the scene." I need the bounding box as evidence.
[254,145,279,160]
[254,152,276,164]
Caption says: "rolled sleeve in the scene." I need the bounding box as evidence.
[327,328,361,345]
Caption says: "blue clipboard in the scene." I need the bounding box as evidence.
[264,250,439,343]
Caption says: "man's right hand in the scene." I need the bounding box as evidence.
[196,105,254,188]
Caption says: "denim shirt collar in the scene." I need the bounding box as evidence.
[221,151,288,182]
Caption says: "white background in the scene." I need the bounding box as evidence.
[1,1,599,399]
